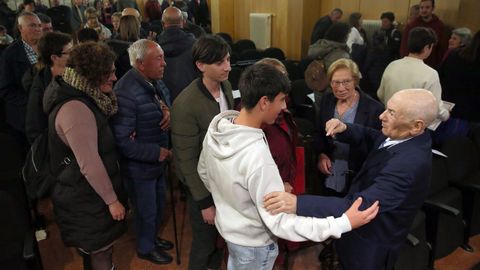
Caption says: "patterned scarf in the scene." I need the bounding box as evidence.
[62,67,117,116]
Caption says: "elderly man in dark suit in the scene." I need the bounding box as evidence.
[264,88,439,270]
[0,11,41,140]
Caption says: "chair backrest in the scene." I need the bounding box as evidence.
[263,47,285,60]
[290,79,313,107]
[293,117,315,138]
[228,67,244,90]
[281,60,302,81]
[298,57,314,74]
[361,20,382,44]
[469,124,480,157]
[441,135,480,183]
[233,39,256,54]
[238,49,264,61]
[429,151,450,196]
[216,32,233,45]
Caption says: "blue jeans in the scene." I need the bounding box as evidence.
[226,241,278,270]
[127,176,166,254]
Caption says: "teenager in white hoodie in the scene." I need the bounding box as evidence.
[198,64,379,270]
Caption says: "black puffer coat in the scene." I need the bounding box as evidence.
[43,78,127,252]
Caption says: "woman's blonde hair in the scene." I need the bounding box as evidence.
[255,58,288,76]
[327,58,361,86]
[84,7,99,19]
[118,15,140,42]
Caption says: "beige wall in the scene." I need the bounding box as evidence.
[210,0,479,60]
[457,0,480,31]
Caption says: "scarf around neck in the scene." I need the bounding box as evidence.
[62,67,117,116]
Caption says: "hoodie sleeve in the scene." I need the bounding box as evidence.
[197,141,210,192]
[247,163,351,242]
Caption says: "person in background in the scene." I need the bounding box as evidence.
[157,6,196,102]
[172,0,205,38]
[437,30,480,140]
[378,27,449,124]
[116,15,140,42]
[25,31,72,143]
[171,35,233,270]
[346,12,366,52]
[117,0,138,13]
[112,39,174,265]
[34,0,48,14]
[37,13,53,32]
[111,11,122,36]
[71,0,86,32]
[107,15,140,78]
[363,11,401,96]
[400,0,447,69]
[407,4,420,25]
[43,41,126,270]
[310,8,343,44]
[0,0,16,36]
[160,0,172,14]
[121,7,149,39]
[76,27,100,43]
[46,0,73,34]
[442,27,472,62]
[21,13,54,95]
[20,0,35,13]
[308,22,351,122]
[84,6,111,40]
[255,57,300,268]
[143,0,163,34]
[0,12,41,143]
[0,25,13,45]
[100,0,114,27]
[187,0,210,30]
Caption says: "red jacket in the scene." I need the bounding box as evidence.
[261,111,297,186]
[400,14,448,69]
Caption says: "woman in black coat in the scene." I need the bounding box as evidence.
[25,31,72,143]
[317,58,384,195]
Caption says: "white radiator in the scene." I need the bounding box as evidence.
[250,13,272,50]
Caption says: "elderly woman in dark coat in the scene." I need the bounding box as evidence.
[43,42,126,270]
[317,58,384,196]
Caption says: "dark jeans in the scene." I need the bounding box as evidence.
[127,176,166,254]
[186,190,224,270]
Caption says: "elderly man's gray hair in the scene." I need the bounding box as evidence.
[17,11,39,25]
[128,39,157,67]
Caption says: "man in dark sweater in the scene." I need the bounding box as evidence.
[400,0,447,69]
[156,7,197,102]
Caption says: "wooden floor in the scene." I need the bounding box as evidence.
[37,190,480,270]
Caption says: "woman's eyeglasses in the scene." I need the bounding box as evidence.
[331,79,354,87]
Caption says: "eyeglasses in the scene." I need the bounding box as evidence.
[331,79,354,87]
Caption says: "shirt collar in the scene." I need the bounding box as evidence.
[382,137,412,148]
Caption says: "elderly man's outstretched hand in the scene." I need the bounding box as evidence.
[325,118,347,137]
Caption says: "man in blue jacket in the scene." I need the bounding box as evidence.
[111,39,173,264]
[264,89,439,270]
